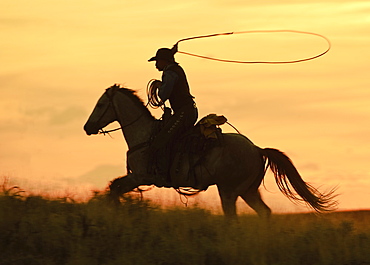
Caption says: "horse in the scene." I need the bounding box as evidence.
[83,84,337,218]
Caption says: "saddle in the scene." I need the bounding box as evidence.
[152,113,227,189]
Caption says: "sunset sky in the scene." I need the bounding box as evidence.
[1,0,369,213]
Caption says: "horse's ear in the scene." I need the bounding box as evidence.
[106,84,120,97]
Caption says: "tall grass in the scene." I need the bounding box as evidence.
[0,186,369,265]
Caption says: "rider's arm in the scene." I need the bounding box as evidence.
[158,70,178,102]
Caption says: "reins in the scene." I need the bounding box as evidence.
[174,29,331,64]
[99,127,122,137]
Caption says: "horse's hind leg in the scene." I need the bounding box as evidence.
[217,187,238,219]
[240,189,271,219]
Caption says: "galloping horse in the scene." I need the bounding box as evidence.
[84,84,337,218]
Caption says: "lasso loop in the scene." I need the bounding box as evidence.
[172,30,331,64]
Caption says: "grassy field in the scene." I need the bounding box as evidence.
[1,186,369,265]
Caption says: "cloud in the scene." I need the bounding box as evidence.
[22,105,88,126]
[0,18,41,28]
[72,164,126,187]
[0,104,88,139]
[49,106,88,126]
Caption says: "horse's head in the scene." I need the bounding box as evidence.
[84,85,120,135]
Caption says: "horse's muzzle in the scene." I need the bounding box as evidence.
[83,122,99,135]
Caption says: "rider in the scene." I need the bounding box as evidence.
[148,47,198,185]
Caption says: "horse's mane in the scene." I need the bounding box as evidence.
[111,84,154,119]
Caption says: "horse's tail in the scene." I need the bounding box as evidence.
[259,148,337,212]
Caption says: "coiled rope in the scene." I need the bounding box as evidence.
[173,30,331,64]
[146,79,163,109]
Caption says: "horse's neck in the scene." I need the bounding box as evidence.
[113,93,155,149]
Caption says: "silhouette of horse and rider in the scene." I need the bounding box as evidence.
[84,47,337,218]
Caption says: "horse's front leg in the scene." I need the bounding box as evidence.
[217,186,239,220]
[108,173,144,204]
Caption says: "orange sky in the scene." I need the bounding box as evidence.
[1,0,370,213]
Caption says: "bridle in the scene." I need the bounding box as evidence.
[97,88,146,136]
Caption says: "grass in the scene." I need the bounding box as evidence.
[0,184,369,265]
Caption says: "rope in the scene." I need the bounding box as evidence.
[146,79,164,109]
[174,30,331,64]
[175,187,204,207]
[226,121,241,134]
